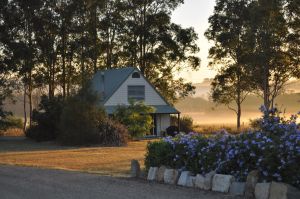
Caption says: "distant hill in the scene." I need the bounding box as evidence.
[176,93,300,113]
[191,79,300,99]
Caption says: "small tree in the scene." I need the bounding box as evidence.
[211,65,252,129]
[244,0,299,112]
[59,84,106,145]
[25,95,64,141]
[113,100,155,138]
[206,0,256,129]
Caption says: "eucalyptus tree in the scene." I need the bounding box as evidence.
[206,0,253,129]
[245,0,298,112]
[207,0,300,120]
[0,0,43,127]
[1,0,201,110]
[96,0,126,69]
[211,65,252,129]
[119,0,200,103]
[285,0,300,78]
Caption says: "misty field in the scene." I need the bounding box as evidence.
[176,93,300,125]
[0,138,148,176]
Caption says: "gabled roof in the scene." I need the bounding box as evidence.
[91,67,135,103]
[91,66,180,114]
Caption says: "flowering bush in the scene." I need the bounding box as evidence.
[145,108,300,187]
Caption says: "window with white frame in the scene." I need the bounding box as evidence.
[128,85,145,101]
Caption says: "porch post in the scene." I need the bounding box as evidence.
[177,113,180,133]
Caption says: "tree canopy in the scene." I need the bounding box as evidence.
[0,0,200,126]
[207,0,300,127]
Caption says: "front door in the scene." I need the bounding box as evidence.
[151,114,157,136]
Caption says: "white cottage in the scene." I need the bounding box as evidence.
[91,67,180,136]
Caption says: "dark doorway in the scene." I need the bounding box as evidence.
[151,114,157,136]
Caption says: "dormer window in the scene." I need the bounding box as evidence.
[132,72,140,78]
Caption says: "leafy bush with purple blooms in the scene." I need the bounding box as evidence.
[145,107,300,188]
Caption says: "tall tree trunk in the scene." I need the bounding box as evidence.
[66,54,72,97]
[28,71,32,127]
[91,3,98,73]
[23,84,27,132]
[62,25,66,99]
[81,39,85,86]
[263,64,270,113]
[237,102,241,130]
[48,59,55,99]
[142,2,146,71]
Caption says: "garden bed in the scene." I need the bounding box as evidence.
[145,109,300,188]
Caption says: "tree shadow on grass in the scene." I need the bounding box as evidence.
[0,136,74,152]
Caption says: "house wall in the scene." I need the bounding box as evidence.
[156,114,170,136]
[105,70,167,106]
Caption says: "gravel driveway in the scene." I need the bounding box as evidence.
[0,165,238,199]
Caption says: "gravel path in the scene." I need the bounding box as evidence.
[0,165,238,199]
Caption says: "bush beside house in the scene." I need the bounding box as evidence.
[58,87,107,145]
[26,95,64,141]
[26,84,129,146]
[113,100,155,138]
[98,118,128,146]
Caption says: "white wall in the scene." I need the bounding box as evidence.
[105,70,167,106]
[156,114,170,136]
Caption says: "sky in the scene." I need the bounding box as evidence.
[171,0,216,83]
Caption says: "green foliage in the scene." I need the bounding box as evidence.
[145,110,300,187]
[98,118,128,146]
[144,141,175,171]
[206,0,300,119]
[1,0,200,113]
[113,100,155,138]
[25,95,64,141]
[249,118,262,130]
[206,0,254,129]
[0,116,23,131]
[171,115,194,133]
[59,85,106,145]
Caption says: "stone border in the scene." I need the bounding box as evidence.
[139,165,300,199]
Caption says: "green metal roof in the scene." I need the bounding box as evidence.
[104,105,180,115]
[91,67,135,104]
[91,67,180,114]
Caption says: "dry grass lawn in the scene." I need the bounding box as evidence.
[0,138,150,176]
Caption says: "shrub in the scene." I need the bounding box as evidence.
[25,95,64,141]
[25,125,43,141]
[0,116,23,131]
[145,140,175,171]
[59,85,106,145]
[98,118,128,146]
[249,118,262,130]
[145,107,300,187]
[171,115,194,133]
[166,125,179,137]
[113,100,154,138]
